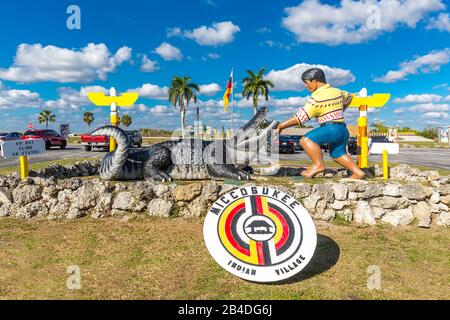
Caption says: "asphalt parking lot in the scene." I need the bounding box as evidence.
[0,145,449,170]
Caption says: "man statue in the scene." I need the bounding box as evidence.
[275,68,366,180]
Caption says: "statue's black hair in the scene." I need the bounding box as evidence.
[301,68,327,84]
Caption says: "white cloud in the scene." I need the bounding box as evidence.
[154,42,183,61]
[166,27,182,38]
[199,83,222,96]
[266,63,355,91]
[150,105,175,115]
[374,48,450,83]
[444,95,450,101]
[45,86,108,110]
[393,94,443,104]
[140,54,159,72]
[256,27,272,34]
[0,43,132,83]
[261,40,292,50]
[427,12,450,32]
[423,111,449,119]
[131,83,169,99]
[207,53,220,59]
[282,0,445,45]
[409,103,450,112]
[0,87,42,109]
[179,21,240,46]
[394,107,407,114]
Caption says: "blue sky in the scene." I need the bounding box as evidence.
[0,0,449,133]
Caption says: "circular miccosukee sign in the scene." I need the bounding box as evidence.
[203,186,317,283]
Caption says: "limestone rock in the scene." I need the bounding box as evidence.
[440,195,450,206]
[303,194,321,211]
[70,183,99,210]
[370,196,408,210]
[0,204,12,217]
[348,192,359,200]
[0,187,13,205]
[390,164,422,181]
[91,193,113,219]
[437,184,450,196]
[372,207,385,219]
[57,178,83,191]
[153,183,176,200]
[383,184,401,197]
[402,183,427,200]
[315,208,335,221]
[360,184,384,199]
[332,184,348,201]
[354,201,376,225]
[430,192,440,204]
[311,184,334,202]
[381,208,414,226]
[330,200,350,210]
[113,192,146,212]
[13,201,48,219]
[436,211,450,227]
[172,183,203,202]
[12,185,42,205]
[48,202,70,219]
[347,181,369,193]
[66,207,85,219]
[413,201,432,228]
[148,199,174,218]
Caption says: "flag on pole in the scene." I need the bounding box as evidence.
[223,70,233,112]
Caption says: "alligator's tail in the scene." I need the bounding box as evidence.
[92,126,129,180]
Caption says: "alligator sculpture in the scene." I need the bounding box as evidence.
[92,107,278,181]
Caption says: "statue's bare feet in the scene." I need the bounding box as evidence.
[349,169,366,180]
[301,165,325,179]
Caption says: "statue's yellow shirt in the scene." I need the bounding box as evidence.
[294,84,352,125]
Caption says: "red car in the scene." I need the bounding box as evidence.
[22,129,67,150]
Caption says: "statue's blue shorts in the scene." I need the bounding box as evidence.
[303,122,349,159]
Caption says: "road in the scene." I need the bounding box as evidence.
[0,146,104,168]
[280,147,450,170]
[0,145,449,170]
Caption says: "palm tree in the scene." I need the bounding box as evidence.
[83,112,94,133]
[242,67,274,115]
[168,76,199,138]
[38,109,56,129]
[121,114,133,129]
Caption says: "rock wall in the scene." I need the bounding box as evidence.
[0,171,449,228]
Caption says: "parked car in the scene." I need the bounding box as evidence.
[22,129,67,150]
[286,135,301,150]
[347,137,358,155]
[82,130,143,152]
[276,135,296,154]
[0,132,23,143]
[81,134,109,152]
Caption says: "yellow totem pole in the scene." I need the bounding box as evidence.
[88,88,139,152]
[348,88,390,169]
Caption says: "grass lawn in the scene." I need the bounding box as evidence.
[398,141,449,149]
[0,218,448,300]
